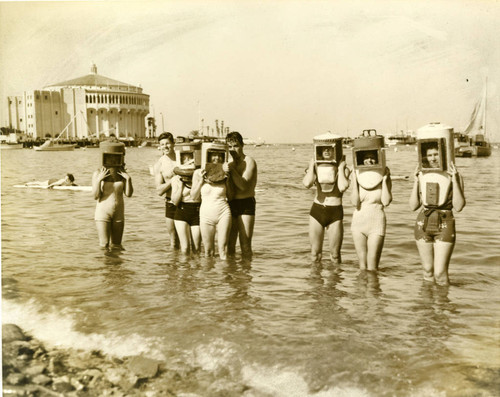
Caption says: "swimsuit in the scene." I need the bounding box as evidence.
[414,208,455,243]
[229,197,256,217]
[309,202,343,228]
[200,182,231,226]
[351,203,386,236]
[94,180,125,223]
[351,183,386,236]
[174,202,201,226]
[165,198,176,219]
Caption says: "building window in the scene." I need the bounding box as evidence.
[55,111,58,115]
[44,95,48,100]
[36,95,40,100]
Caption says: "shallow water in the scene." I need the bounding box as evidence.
[2,144,500,396]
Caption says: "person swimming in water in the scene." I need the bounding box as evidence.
[351,152,392,271]
[154,132,179,248]
[303,143,350,263]
[191,149,233,260]
[25,173,77,188]
[410,142,466,285]
[92,142,133,249]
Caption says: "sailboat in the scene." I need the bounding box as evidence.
[455,80,492,157]
[34,114,78,151]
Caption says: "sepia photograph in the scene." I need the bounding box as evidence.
[1,1,499,395]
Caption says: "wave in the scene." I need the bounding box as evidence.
[2,299,166,360]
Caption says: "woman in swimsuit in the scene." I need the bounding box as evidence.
[409,144,465,285]
[303,147,350,263]
[350,153,392,271]
[191,153,233,259]
[92,164,133,249]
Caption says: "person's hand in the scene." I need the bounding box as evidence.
[117,170,130,180]
[222,162,232,174]
[413,165,420,179]
[447,162,459,178]
[97,167,110,181]
[383,167,391,180]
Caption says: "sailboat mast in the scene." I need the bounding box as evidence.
[483,77,487,136]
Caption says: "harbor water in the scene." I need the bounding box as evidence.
[1,144,499,396]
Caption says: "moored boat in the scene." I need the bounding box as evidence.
[34,139,75,151]
[456,79,492,157]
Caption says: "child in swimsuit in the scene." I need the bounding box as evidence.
[350,154,392,271]
[303,148,350,263]
[92,165,133,249]
[191,158,233,259]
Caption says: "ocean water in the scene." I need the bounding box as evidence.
[1,144,499,396]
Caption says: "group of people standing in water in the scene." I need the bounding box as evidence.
[153,131,257,260]
[90,123,465,286]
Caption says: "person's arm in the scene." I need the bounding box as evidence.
[154,160,174,197]
[171,176,183,206]
[190,169,204,201]
[226,157,257,192]
[118,170,133,197]
[337,160,350,193]
[381,167,393,207]
[449,163,465,212]
[302,158,316,189]
[409,166,421,211]
[92,168,108,200]
[350,170,360,208]
[47,178,65,188]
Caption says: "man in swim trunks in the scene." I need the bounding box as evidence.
[154,132,179,248]
[222,131,258,258]
[303,148,350,263]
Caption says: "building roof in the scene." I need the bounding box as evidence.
[45,64,142,92]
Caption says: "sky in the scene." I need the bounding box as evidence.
[0,0,499,143]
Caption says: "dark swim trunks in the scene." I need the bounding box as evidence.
[414,208,455,243]
[165,198,176,220]
[174,202,201,226]
[310,202,344,228]
[229,197,256,217]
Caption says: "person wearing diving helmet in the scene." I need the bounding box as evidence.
[191,141,233,260]
[303,133,350,263]
[92,138,134,249]
[409,122,466,285]
[171,140,202,255]
[350,130,392,271]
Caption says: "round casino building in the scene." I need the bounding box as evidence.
[7,64,151,141]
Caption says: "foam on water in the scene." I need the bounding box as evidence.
[2,299,166,360]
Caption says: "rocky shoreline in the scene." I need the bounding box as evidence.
[2,324,249,396]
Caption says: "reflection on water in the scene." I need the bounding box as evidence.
[2,146,500,395]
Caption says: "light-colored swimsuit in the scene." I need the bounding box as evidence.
[350,185,386,237]
[94,180,125,222]
[200,182,231,226]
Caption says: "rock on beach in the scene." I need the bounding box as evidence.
[2,323,251,396]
